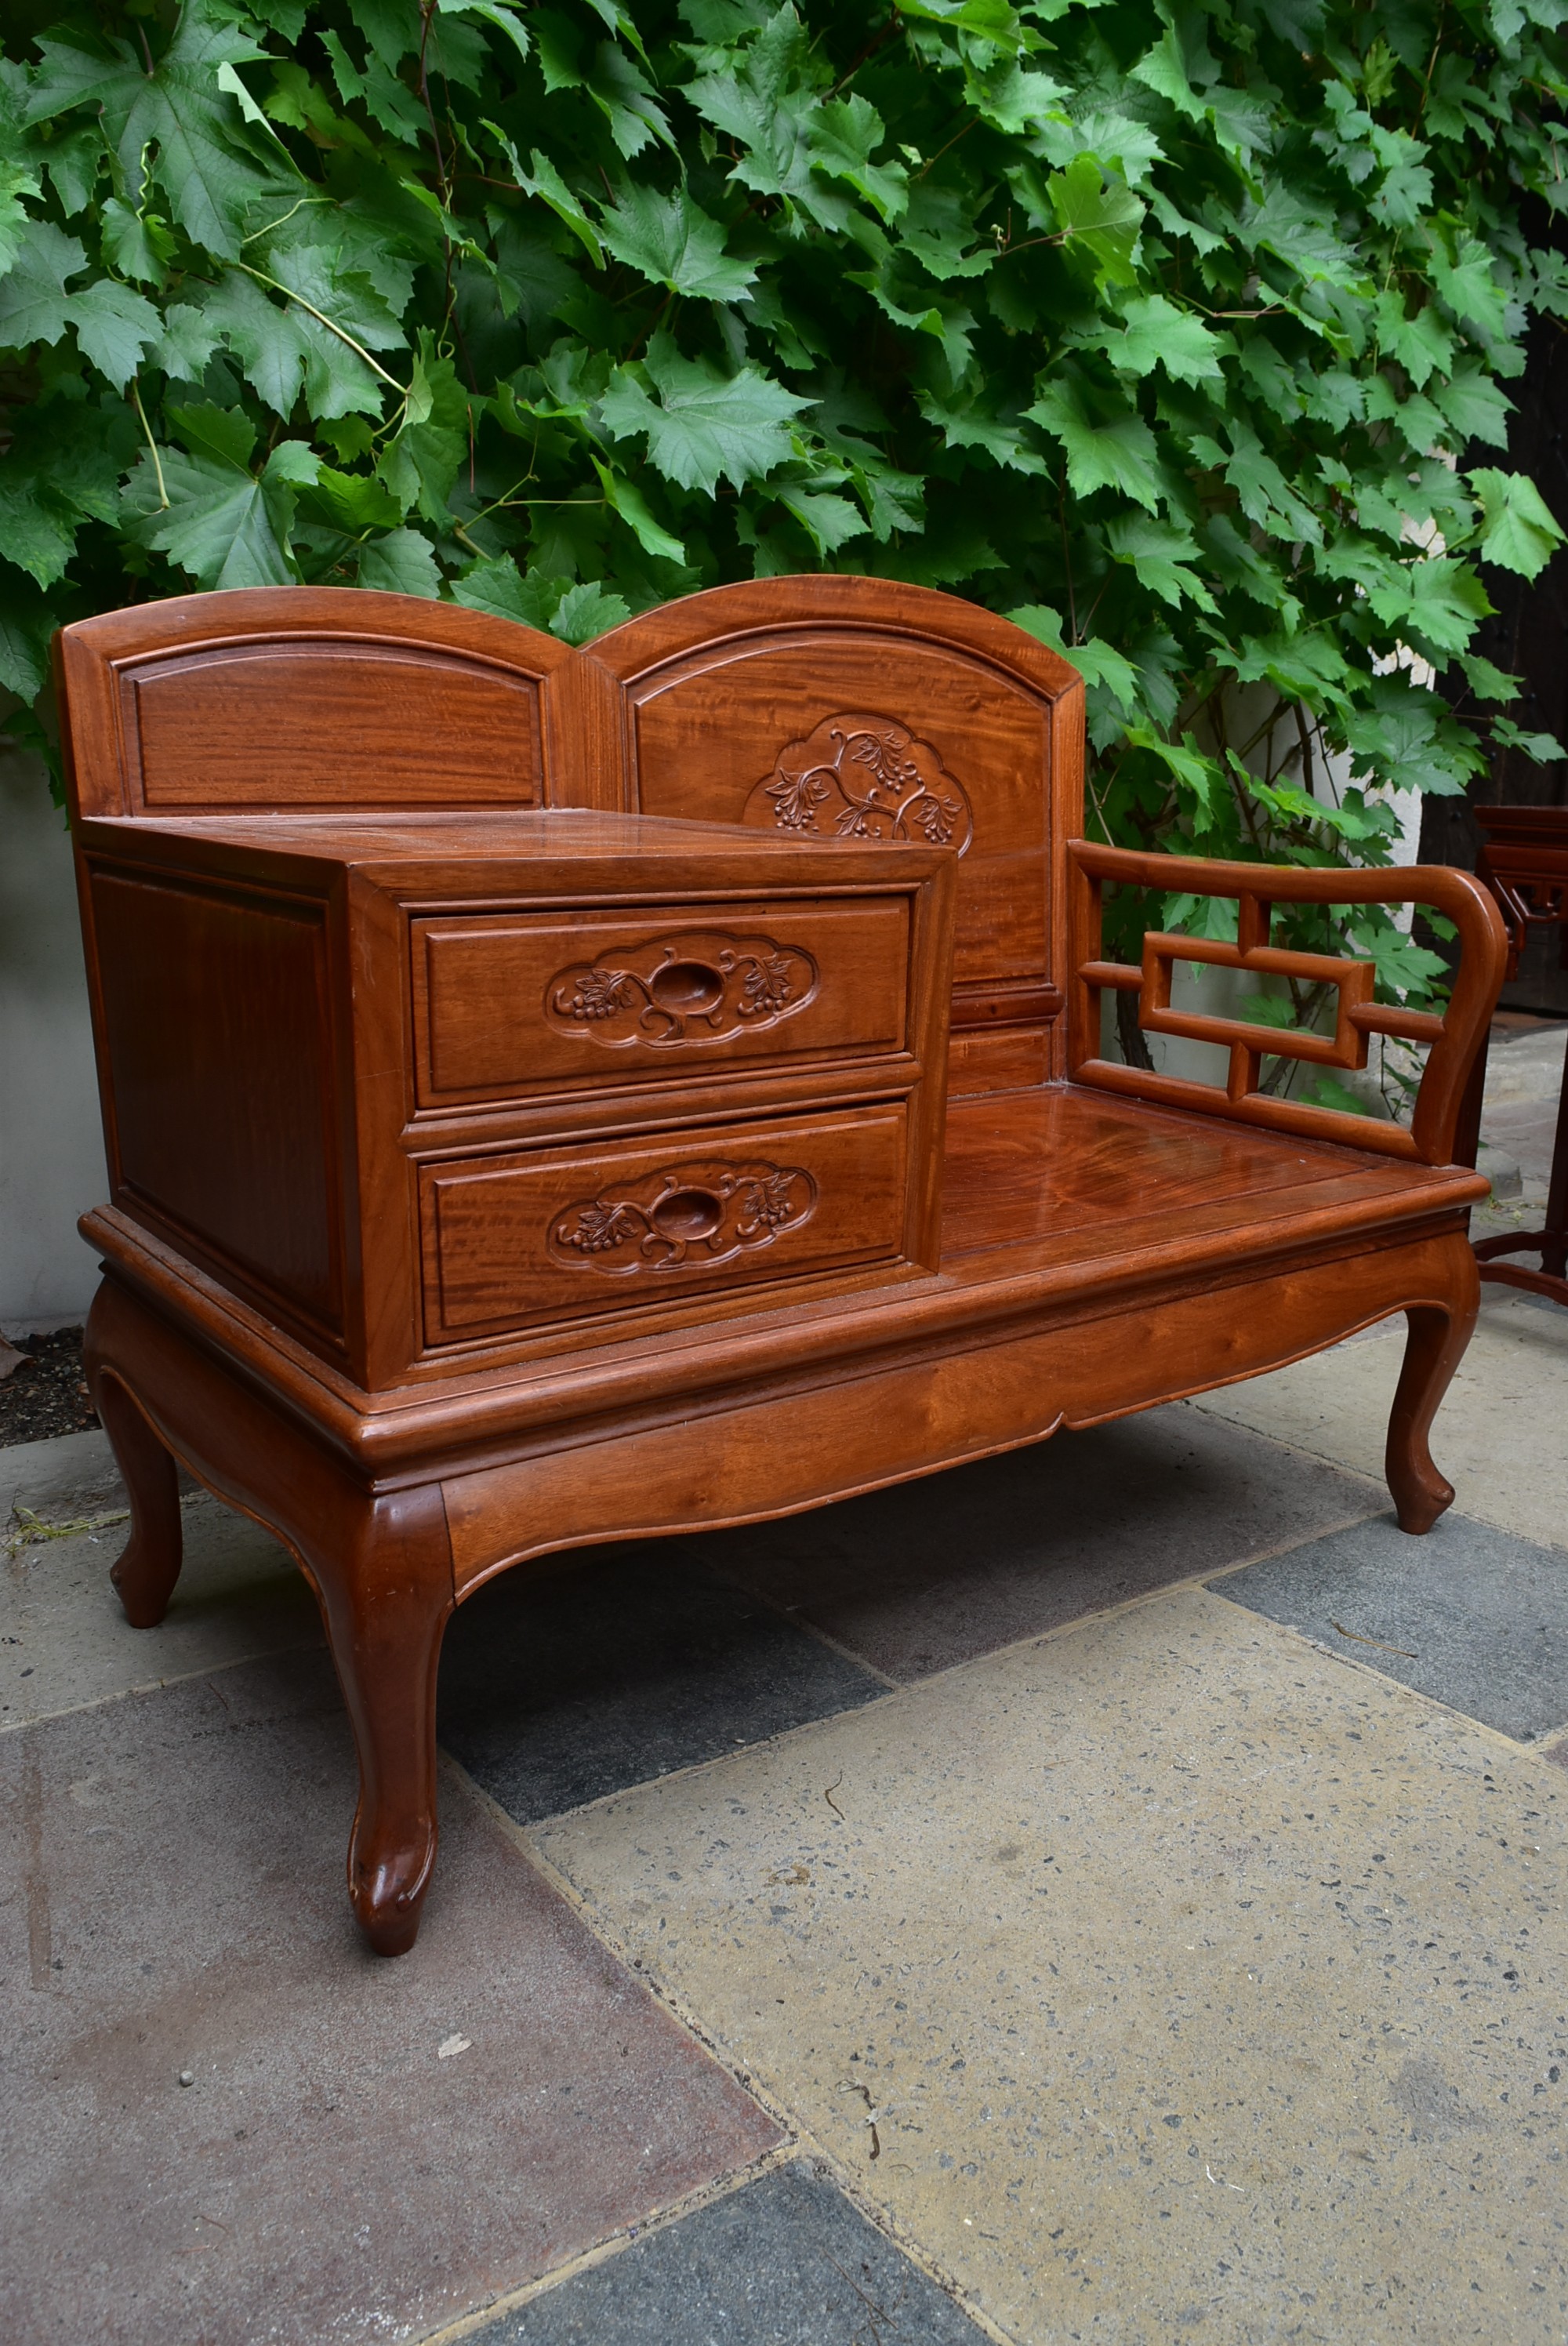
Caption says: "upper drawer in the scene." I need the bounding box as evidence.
[412,895,911,1109]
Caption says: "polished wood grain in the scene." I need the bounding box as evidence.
[582,578,1084,1091]
[413,894,910,1106]
[54,587,575,818]
[60,579,1502,1956]
[86,862,345,1340]
[421,1101,913,1340]
[74,807,954,1388]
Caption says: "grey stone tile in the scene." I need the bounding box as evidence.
[1210,1509,1568,1741]
[690,1405,1378,1682]
[1,1428,125,1525]
[440,1545,885,1825]
[0,1651,780,2346]
[2,1486,319,1731]
[473,2161,990,2345]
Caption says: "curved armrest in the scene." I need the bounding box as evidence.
[1065,841,1508,1166]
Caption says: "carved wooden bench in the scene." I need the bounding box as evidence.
[57,577,1504,1953]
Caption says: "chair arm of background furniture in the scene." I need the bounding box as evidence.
[1065,841,1508,1166]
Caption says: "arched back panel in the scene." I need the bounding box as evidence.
[55,586,575,819]
[583,577,1084,1085]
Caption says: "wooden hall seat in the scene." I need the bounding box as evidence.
[56,579,1506,1955]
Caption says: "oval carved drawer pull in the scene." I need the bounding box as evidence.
[548,1157,818,1276]
[546,931,818,1048]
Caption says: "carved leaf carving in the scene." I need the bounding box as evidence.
[548,1157,818,1276]
[546,930,818,1048]
[743,714,974,857]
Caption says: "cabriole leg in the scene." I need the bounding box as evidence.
[85,1307,183,1628]
[307,1484,454,1957]
[1385,1301,1475,1535]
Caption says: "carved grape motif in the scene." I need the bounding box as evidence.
[743,714,974,856]
[546,931,818,1048]
[548,1157,818,1275]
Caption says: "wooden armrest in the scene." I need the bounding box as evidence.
[1066,842,1508,1166]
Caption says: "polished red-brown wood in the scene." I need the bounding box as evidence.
[58,581,1504,1956]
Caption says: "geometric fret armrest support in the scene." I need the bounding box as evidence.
[1067,841,1508,1166]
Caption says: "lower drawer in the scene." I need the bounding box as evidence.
[421,1104,910,1343]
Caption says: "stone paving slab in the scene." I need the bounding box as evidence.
[689,1407,1378,1683]
[0,1651,781,2346]
[1211,1509,1568,1745]
[1193,1287,1568,1553]
[441,1545,885,1825]
[467,2161,991,2345]
[2,1487,320,1732]
[2,1429,126,1524]
[535,1589,1568,2346]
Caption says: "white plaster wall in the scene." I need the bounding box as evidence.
[0,741,106,1331]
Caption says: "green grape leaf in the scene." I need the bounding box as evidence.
[0,571,56,703]
[27,3,281,263]
[1026,380,1164,511]
[550,578,632,641]
[1104,515,1218,612]
[1047,155,1145,285]
[597,183,756,301]
[67,275,162,390]
[0,220,85,349]
[1468,468,1567,580]
[124,438,318,591]
[590,457,686,561]
[601,334,810,493]
[357,526,441,594]
[1366,555,1493,655]
[451,553,566,629]
[1075,293,1225,383]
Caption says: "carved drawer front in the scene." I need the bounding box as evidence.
[412,895,910,1108]
[421,1103,909,1343]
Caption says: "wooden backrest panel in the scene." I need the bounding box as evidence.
[56,587,574,818]
[580,579,1083,1071]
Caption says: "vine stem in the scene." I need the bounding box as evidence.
[232,262,406,392]
[129,376,168,509]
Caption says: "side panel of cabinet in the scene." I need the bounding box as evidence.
[85,864,347,1343]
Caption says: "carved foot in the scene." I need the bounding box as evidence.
[349,1807,438,1956]
[311,1486,453,1958]
[85,1325,183,1628]
[1385,1302,1473,1534]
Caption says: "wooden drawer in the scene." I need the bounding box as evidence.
[421,1103,909,1343]
[412,895,910,1109]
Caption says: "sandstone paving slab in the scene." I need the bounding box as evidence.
[441,1543,884,1825]
[688,1406,1378,1683]
[2,1484,320,1732]
[0,1650,781,2346]
[1192,1287,1568,1554]
[466,2160,992,2344]
[1211,1510,1568,1745]
[535,1589,1568,2346]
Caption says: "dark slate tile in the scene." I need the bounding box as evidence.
[473,2160,991,2345]
[1209,1509,1568,1741]
[439,1544,885,1825]
[688,1406,1378,1683]
[0,1653,780,2346]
